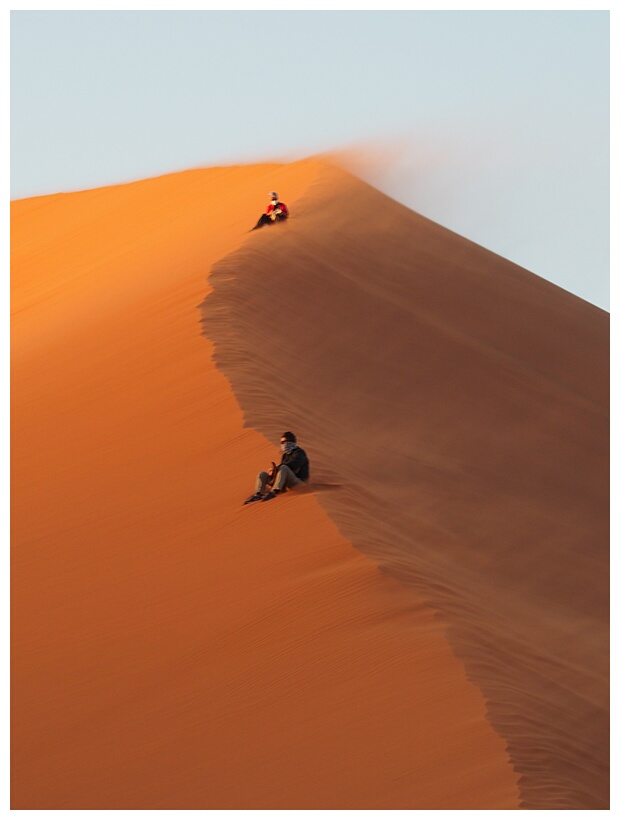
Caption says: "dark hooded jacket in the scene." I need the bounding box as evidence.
[280,445,310,481]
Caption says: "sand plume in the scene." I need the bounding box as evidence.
[12,160,521,808]
[202,162,609,808]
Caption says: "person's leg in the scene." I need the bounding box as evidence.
[273,464,301,492]
[244,470,272,503]
[255,471,272,494]
[253,214,272,230]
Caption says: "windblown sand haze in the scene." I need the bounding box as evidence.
[11,157,609,809]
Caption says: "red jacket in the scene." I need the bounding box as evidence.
[266,201,289,217]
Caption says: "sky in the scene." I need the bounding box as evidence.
[9,7,611,310]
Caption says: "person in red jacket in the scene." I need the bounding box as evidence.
[252,192,289,230]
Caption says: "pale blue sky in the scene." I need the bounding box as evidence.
[10,9,610,309]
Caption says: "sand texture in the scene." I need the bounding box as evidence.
[11,159,608,809]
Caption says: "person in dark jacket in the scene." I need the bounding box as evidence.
[244,431,309,503]
[252,192,289,230]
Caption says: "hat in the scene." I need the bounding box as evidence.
[281,431,296,443]
[269,192,278,199]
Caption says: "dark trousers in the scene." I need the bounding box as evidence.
[252,213,287,230]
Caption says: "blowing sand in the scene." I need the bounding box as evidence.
[11,158,608,809]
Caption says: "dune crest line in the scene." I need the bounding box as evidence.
[202,160,609,809]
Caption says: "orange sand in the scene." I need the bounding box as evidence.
[11,158,607,809]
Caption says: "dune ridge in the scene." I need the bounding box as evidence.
[202,161,609,809]
[12,159,520,808]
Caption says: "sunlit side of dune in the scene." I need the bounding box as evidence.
[203,161,609,809]
[11,160,519,809]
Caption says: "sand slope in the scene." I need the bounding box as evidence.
[11,160,521,809]
[203,162,609,809]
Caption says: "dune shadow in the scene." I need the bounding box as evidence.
[305,481,343,492]
[199,166,610,809]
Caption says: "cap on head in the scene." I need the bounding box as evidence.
[270,192,278,199]
[281,431,296,443]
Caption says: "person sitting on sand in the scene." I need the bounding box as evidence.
[252,192,289,230]
[244,431,309,503]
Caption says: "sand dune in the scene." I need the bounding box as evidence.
[203,161,609,809]
[11,158,607,809]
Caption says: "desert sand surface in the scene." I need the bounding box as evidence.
[11,158,607,809]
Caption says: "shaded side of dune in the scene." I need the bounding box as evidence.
[201,164,609,809]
